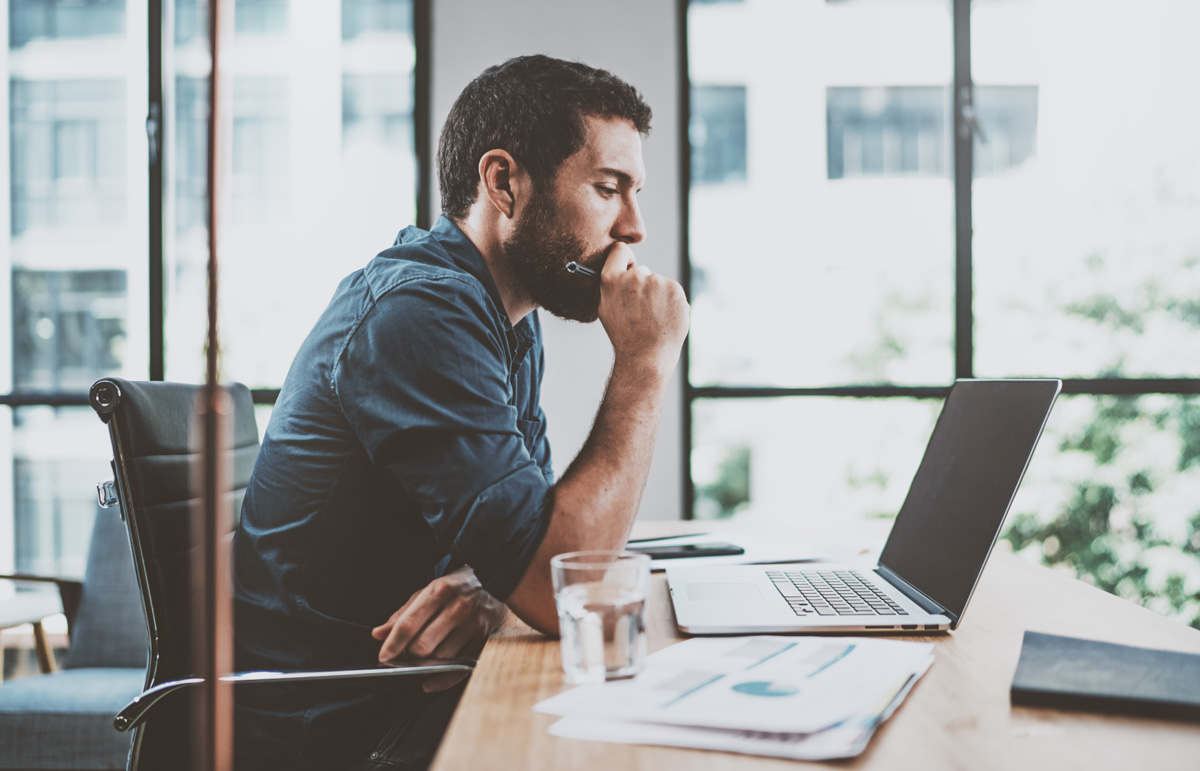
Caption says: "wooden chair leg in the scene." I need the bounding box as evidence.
[32,621,57,674]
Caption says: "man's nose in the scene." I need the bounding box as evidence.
[613,197,646,245]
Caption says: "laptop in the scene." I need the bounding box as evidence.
[667,378,1061,635]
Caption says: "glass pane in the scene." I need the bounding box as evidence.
[3,1,146,575]
[691,396,941,524]
[165,1,418,388]
[1003,394,1200,629]
[687,0,953,388]
[9,0,125,47]
[973,0,1200,378]
[342,0,411,40]
[10,406,111,576]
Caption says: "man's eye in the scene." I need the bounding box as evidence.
[595,185,618,198]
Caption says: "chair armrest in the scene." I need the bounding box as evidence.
[0,574,83,629]
[113,658,477,732]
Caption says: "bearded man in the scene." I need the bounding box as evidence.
[231,55,689,770]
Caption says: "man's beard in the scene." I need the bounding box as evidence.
[499,190,604,323]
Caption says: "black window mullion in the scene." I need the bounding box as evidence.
[149,0,165,381]
[952,0,973,381]
[679,0,695,520]
[413,0,432,230]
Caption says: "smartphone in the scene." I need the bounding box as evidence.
[625,541,745,560]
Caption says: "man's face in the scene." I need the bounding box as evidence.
[500,115,647,323]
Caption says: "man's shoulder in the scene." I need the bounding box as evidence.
[361,237,491,312]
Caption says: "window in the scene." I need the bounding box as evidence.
[234,0,288,36]
[173,76,207,233]
[690,85,747,185]
[230,77,290,225]
[826,85,1036,179]
[9,0,124,47]
[827,86,946,179]
[342,0,412,39]
[1,0,421,586]
[1,0,146,585]
[13,412,108,576]
[166,1,420,394]
[971,86,1038,177]
[9,80,126,235]
[343,73,413,150]
[687,0,1200,629]
[12,270,126,392]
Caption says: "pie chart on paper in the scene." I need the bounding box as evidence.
[731,681,801,698]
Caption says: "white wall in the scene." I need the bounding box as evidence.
[431,0,684,520]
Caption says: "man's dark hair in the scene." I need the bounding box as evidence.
[437,55,652,221]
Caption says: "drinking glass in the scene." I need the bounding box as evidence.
[551,550,650,683]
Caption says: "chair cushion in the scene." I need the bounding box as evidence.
[0,668,142,770]
[62,508,148,670]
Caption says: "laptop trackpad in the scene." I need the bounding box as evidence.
[686,583,763,602]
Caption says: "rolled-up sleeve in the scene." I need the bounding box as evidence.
[333,274,552,600]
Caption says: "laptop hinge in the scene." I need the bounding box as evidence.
[876,565,959,625]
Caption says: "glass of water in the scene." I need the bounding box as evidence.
[551,550,650,683]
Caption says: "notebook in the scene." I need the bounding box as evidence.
[1011,630,1200,721]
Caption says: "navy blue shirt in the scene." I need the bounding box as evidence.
[233,216,554,758]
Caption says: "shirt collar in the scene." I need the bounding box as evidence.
[417,215,539,360]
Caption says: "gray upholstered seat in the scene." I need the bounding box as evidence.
[0,506,147,770]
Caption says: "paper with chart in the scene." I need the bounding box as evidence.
[545,652,932,761]
[535,635,933,735]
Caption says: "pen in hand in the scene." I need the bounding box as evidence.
[565,261,599,279]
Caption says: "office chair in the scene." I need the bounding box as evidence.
[89,378,473,770]
[0,505,147,770]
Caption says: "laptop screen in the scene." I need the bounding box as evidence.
[878,379,1060,622]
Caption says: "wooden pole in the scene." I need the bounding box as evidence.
[197,0,233,768]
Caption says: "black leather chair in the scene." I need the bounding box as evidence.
[89,378,473,770]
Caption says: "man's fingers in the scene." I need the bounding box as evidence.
[378,592,440,662]
[430,624,477,660]
[601,242,635,278]
[404,599,473,658]
[371,593,417,639]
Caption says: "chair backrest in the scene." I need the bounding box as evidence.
[61,504,148,670]
[89,377,259,686]
[90,378,259,770]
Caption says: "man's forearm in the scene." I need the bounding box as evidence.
[557,357,673,547]
[505,358,673,635]
[505,243,690,635]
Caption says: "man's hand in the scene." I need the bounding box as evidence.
[372,566,508,692]
[598,243,690,377]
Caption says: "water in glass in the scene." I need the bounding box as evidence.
[556,580,646,683]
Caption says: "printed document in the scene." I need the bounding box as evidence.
[535,636,933,759]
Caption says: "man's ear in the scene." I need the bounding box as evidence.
[478,149,529,220]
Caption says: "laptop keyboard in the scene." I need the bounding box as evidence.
[766,568,909,617]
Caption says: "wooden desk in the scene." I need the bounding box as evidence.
[432,530,1200,770]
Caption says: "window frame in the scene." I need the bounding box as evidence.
[678,0,1200,519]
[0,0,431,413]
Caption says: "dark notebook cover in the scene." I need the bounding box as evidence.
[1010,630,1200,721]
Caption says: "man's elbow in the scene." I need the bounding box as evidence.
[505,593,560,638]
[504,564,561,638]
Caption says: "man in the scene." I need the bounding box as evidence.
[233,55,689,770]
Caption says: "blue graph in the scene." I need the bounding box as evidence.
[731,681,801,697]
